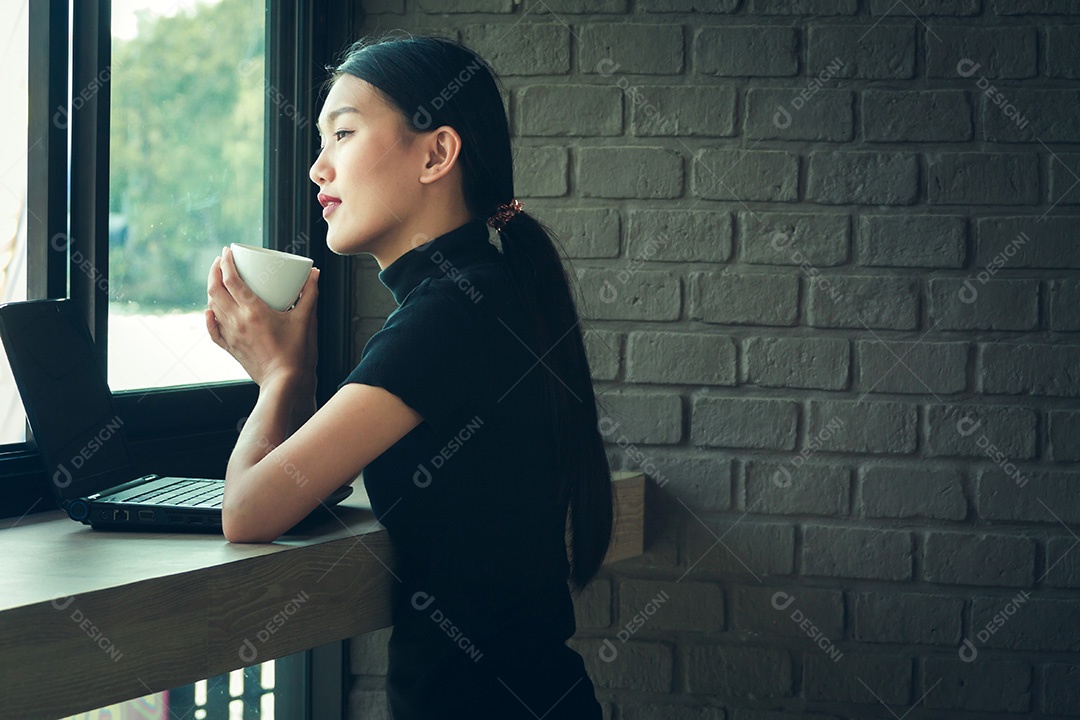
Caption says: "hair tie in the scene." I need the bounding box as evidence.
[487,199,524,231]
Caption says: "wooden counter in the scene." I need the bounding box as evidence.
[0,471,645,719]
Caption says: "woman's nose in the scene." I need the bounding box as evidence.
[309,148,331,186]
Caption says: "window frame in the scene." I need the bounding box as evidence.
[2,0,357,534]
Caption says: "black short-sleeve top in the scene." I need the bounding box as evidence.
[338,217,594,718]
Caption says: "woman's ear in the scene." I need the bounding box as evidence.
[418,125,462,185]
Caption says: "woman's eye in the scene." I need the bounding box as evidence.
[334,130,353,141]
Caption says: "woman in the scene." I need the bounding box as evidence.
[205,33,615,719]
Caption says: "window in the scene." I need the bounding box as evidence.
[108,0,262,391]
[2,0,355,520]
[0,0,29,445]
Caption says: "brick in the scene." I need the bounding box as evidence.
[807,152,918,205]
[982,89,1080,143]
[684,645,793,697]
[538,207,620,258]
[1050,410,1080,460]
[684,520,795,576]
[627,209,732,263]
[731,585,843,640]
[743,336,850,391]
[862,90,973,142]
[595,391,682,444]
[362,0,403,11]
[1049,154,1080,206]
[803,654,912,703]
[574,267,680,321]
[857,339,968,394]
[417,0,512,10]
[748,0,856,12]
[971,595,1080,651]
[851,591,962,644]
[926,404,1037,459]
[977,468,1080,524]
[859,464,967,520]
[515,146,568,197]
[571,638,673,692]
[858,214,967,268]
[693,149,799,202]
[691,396,798,450]
[528,0,628,11]
[695,26,799,77]
[349,626,391,675]
[518,85,621,136]
[980,343,1080,397]
[579,24,684,75]
[992,0,1080,13]
[461,23,569,76]
[577,146,683,199]
[627,331,736,385]
[926,26,1037,78]
[583,328,620,380]
[807,399,917,454]
[641,0,739,10]
[745,89,853,141]
[348,690,389,720]
[619,579,722,632]
[624,707,726,720]
[1045,536,1080,588]
[574,577,612,630]
[978,216,1080,268]
[927,152,1039,205]
[691,272,799,326]
[807,25,915,79]
[629,86,737,137]
[739,212,849,267]
[1043,664,1080,715]
[871,0,979,13]
[745,462,849,516]
[922,657,1032,712]
[807,275,919,330]
[927,278,1039,331]
[802,525,912,580]
[1050,280,1080,331]
[1047,26,1080,78]
[629,452,733,511]
[923,531,1035,586]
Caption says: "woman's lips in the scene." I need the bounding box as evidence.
[318,193,342,219]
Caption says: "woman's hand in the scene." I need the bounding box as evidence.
[205,246,320,387]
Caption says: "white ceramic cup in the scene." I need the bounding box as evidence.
[229,243,314,312]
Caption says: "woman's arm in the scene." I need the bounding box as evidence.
[206,246,423,542]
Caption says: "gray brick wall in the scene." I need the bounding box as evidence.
[348,2,1080,718]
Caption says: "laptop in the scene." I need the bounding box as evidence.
[0,297,351,532]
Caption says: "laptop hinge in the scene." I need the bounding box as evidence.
[84,474,161,502]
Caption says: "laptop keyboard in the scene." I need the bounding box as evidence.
[109,478,224,508]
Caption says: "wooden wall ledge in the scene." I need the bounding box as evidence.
[0,470,645,720]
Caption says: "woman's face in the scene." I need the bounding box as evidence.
[309,75,422,255]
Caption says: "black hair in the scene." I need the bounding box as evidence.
[328,32,614,594]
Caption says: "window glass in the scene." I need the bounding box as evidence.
[0,0,29,444]
[108,0,264,391]
[61,660,279,719]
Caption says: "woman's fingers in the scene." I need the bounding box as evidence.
[207,255,239,319]
[219,246,262,307]
[204,308,228,350]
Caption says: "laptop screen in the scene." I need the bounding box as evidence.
[0,299,134,505]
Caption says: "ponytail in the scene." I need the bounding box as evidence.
[495,210,615,594]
